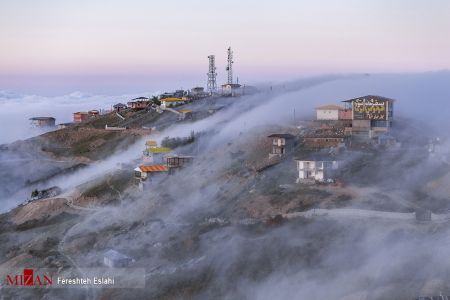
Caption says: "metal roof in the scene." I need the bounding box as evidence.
[342,95,395,103]
[29,117,55,120]
[138,165,168,172]
[162,97,186,102]
[267,134,295,139]
[316,104,344,110]
[148,147,172,153]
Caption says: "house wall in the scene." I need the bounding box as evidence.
[297,160,338,181]
[73,113,88,123]
[303,138,344,149]
[317,109,339,120]
[339,110,352,120]
[273,138,286,146]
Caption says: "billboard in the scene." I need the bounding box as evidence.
[352,97,388,120]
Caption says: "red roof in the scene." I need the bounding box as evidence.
[139,165,168,172]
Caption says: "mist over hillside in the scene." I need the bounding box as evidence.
[1,72,450,299]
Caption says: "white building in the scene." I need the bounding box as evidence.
[315,104,343,120]
[221,83,242,96]
[160,98,187,108]
[295,154,340,183]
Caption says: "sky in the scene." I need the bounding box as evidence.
[0,0,450,94]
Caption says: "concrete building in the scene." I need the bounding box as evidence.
[73,111,98,123]
[127,97,151,110]
[268,134,296,158]
[178,109,193,120]
[57,122,74,129]
[103,250,134,268]
[29,117,56,128]
[221,83,242,97]
[316,104,343,120]
[73,112,89,123]
[191,87,204,94]
[302,128,346,149]
[342,95,394,138]
[295,153,340,183]
[160,97,187,108]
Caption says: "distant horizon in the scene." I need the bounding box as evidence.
[1,69,450,97]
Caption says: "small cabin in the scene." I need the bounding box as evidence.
[127,98,151,110]
[73,112,89,123]
[166,155,194,173]
[267,134,296,158]
[160,97,187,108]
[103,250,134,268]
[134,165,168,180]
[221,83,242,97]
[57,122,74,129]
[178,109,193,120]
[113,103,127,112]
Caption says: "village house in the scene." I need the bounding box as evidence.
[134,165,168,180]
[113,103,127,112]
[302,128,346,149]
[166,155,194,173]
[190,87,209,99]
[221,83,242,97]
[191,87,204,95]
[268,134,296,158]
[316,104,343,120]
[295,153,341,183]
[127,97,151,110]
[29,117,56,128]
[103,250,134,268]
[178,109,193,120]
[73,112,89,123]
[57,122,74,129]
[72,110,99,123]
[160,97,187,108]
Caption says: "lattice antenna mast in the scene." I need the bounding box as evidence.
[226,47,233,84]
[207,55,217,93]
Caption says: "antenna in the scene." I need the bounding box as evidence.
[226,47,233,84]
[207,55,217,93]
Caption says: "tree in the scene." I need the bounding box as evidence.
[151,96,161,106]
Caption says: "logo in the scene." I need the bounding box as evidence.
[4,268,53,287]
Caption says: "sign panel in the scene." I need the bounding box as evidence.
[352,97,388,120]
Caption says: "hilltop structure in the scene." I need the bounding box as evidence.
[29,117,55,128]
[342,95,394,138]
